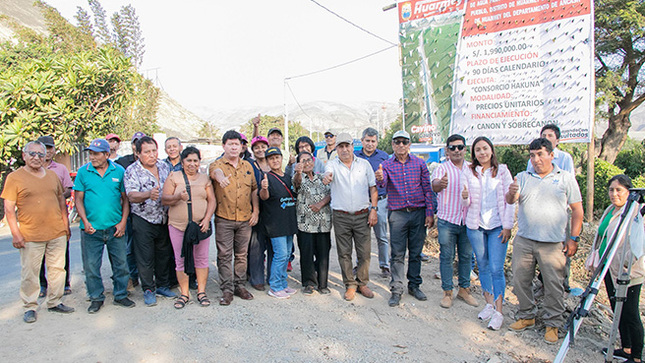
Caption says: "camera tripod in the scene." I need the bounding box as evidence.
[554,189,645,363]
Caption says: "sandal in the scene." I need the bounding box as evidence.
[197,292,211,307]
[174,294,189,309]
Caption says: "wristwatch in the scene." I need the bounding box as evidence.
[369,205,378,212]
[569,236,580,242]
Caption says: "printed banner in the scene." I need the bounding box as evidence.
[450,0,594,144]
[399,0,467,144]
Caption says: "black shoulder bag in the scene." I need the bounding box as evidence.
[181,171,212,274]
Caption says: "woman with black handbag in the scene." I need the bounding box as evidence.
[162,146,216,308]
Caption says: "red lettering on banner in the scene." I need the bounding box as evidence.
[461,0,591,36]
[399,0,467,23]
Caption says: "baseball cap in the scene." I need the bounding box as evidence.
[267,128,283,137]
[265,147,282,158]
[37,135,55,147]
[335,132,353,146]
[240,133,248,144]
[131,131,146,142]
[392,130,411,140]
[251,136,269,147]
[85,139,110,153]
[106,133,121,142]
[324,129,336,136]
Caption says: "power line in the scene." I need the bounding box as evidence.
[285,82,314,123]
[308,0,397,46]
[286,44,397,81]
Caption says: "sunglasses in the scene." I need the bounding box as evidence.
[448,144,466,151]
[393,139,410,145]
[324,134,335,138]
[26,151,45,158]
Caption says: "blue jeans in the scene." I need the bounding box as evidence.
[437,218,472,291]
[81,226,129,301]
[389,209,426,294]
[125,215,138,280]
[374,197,390,269]
[269,235,293,291]
[467,226,508,301]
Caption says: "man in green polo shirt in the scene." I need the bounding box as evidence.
[74,138,135,313]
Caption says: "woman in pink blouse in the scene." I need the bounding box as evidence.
[461,136,516,330]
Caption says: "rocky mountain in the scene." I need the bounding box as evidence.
[195,100,400,140]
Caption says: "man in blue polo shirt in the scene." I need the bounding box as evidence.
[355,127,391,278]
[74,139,135,313]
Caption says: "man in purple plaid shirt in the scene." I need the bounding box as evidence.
[376,130,435,307]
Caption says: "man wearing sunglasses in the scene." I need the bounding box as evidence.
[375,130,435,307]
[316,129,338,165]
[431,134,478,309]
[2,141,74,323]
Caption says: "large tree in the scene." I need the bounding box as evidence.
[596,0,645,163]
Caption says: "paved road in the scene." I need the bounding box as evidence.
[0,224,83,306]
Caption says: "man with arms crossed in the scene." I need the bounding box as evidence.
[355,127,391,278]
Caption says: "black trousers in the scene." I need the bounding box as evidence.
[131,214,172,292]
[297,231,331,289]
[40,238,71,288]
[605,273,644,360]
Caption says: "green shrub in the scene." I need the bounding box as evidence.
[576,158,624,214]
[614,147,645,180]
[497,145,529,177]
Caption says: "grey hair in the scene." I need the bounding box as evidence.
[362,127,379,140]
[23,141,46,153]
[165,136,182,146]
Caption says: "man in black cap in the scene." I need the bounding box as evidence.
[37,135,73,297]
[316,129,338,165]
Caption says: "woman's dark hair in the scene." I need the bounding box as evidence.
[181,146,201,161]
[470,136,499,178]
[297,151,313,163]
[608,174,633,190]
[135,136,157,153]
[294,136,315,154]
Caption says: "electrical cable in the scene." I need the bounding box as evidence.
[285,82,313,123]
[286,44,397,80]
[308,0,397,46]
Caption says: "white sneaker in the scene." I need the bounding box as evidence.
[478,303,495,321]
[488,311,504,331]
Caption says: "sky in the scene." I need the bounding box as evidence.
[46,0,404,111]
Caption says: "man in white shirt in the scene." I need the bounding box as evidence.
[323,133,378,301]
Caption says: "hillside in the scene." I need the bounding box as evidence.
[195,100,400,140]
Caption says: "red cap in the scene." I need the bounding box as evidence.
[106,133,121,142]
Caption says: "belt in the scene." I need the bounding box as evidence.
[378,195,387,201]
[395,207,424,212]
[334,208,369,215]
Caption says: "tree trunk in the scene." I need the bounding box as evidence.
[598,112,631,164]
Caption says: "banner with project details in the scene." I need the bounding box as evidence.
[450,0,594,144]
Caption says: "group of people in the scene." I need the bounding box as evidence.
[3,122,643,362]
